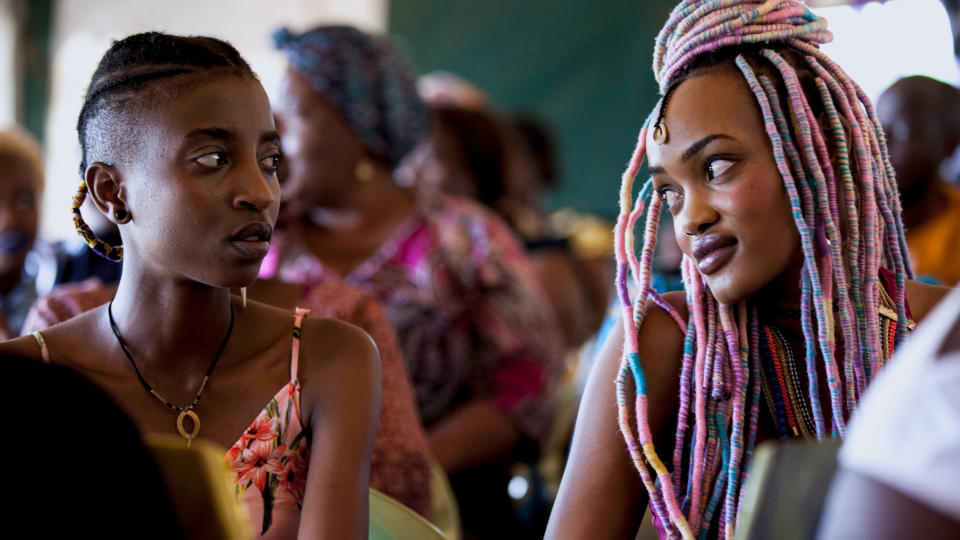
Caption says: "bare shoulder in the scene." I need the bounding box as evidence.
[242,298,380,384]
[296,315,381,411]
[634,290,688,377]
[299,316,380,371]
[904,280,953,324]
[0,305,110,367]
[640,290,689,337]
[0,333,45,361]
[546,290,688,538]
[593,290,688,400]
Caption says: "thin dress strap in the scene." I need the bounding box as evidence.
[32,331,50,364]
[291,308,310,380]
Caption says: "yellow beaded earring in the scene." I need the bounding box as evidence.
[72,181,124,262]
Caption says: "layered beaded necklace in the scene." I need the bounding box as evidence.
[759,325,814,439]
[108,300,235,446]
[759,286,913,440]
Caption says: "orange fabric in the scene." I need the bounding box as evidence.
[906,185,960,286]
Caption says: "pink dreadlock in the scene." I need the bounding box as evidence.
[614,1,912,538]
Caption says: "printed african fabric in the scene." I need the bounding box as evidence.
[261,194,564,444]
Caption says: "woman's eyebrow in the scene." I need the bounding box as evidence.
[184,127,232,141]
[261,131,281,146]
[681,134,735,162]
[648,133,737,176]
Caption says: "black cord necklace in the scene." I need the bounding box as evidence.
[108,299,235,447]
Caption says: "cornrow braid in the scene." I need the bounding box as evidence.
[614,1,912,538]
[74,32,258,260]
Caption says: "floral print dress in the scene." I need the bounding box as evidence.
[225,308,310,538]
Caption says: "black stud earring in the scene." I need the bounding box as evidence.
[114,208,128,221]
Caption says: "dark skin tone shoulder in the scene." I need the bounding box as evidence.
[546,64,950,539]
[0,73,380,539]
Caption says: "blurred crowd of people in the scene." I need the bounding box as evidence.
[3,1,960,538]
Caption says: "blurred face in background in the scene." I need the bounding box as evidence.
[877,77,960,204]
[274,68,375,217]
[0,155,39,279]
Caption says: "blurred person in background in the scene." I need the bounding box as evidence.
[418,98,610,353]
[877,75,960,285]
[269,26,564,539]
[0,127,55,338]
[414,97,619,531]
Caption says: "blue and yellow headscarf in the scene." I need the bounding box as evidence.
[273,26,430,168]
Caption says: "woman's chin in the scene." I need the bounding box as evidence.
[205,268,261,291]
[705,277,752,306]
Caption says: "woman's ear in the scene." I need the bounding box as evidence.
[85,162,130,224]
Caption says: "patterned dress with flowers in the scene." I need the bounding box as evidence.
[225,309,310,538]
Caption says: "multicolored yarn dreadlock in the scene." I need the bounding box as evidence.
[614,1,912,538]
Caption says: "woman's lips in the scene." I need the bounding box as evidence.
[691,234,737,275]
[228,223,272,260]
[229,239,270,259]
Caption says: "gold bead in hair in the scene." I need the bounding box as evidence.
[653,122,668,144]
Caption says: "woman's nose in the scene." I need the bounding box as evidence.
[234,163,278,212]
[677,187,718,237]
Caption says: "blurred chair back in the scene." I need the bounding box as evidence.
[735,439,842,540]
[145,434,253,540]
[371,487,446,540]
[429,461,462,540]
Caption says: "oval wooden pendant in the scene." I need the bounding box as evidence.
[176,410,200,447]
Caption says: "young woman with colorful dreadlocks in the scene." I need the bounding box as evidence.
[0,32,381,539]
[546,2,951,539]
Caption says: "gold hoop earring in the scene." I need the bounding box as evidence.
[241,287,247,308]
[354,160,375,183]
[72,181,123,262]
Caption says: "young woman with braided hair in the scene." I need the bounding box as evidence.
[0,33,380,538]
[546,2,950,539]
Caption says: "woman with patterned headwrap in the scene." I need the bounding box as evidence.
[265,26,564,536]
[546,1,949,539]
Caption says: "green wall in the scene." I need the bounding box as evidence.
[389,0,675,219]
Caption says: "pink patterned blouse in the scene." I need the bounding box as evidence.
[260,195,564,444]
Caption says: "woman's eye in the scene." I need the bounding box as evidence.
[196,152,228,168]
[706,158,734,180]
[260,153,282,172]
[657,187,682,209]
